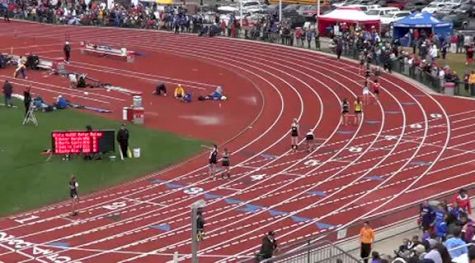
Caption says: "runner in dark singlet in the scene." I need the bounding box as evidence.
[221,148,230,179]
[342,98,349,125]
[209,144,218,179]
[69,175,79,216]
[290,118,299,151]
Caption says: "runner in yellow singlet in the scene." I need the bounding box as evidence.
[354,97,363,125]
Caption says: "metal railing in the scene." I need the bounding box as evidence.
[259,240,361,263]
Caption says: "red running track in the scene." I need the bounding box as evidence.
[0,21,475,263]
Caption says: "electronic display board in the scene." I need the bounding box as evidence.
[51,130,115,154]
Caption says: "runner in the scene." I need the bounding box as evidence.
[69,175,79,216]
[305,129,315,153]
[359,52,366,75]
[354,97,363,125]
[362,81,370,105]
[341,98,349,125]
[372,79,380,103]
[221,148,230,179]
[208,144,218,179]
[290,118,299,151]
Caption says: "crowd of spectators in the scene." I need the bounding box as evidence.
[364,189,474,263]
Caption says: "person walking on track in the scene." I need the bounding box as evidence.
[221,148,230,179]
[290,118,299,151]
[69,175,79,216]
[305,129,315,153]
[208,144,218,179]
[360,221,375,263]
[64,41,71,63]
[354,97,363,125]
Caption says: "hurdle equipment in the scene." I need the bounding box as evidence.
[80,42,135,63]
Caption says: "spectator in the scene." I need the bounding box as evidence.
[420,201,435,232]
[444,227,468,259]
[424,243,443,263]
[360,221,375,263]
[461,213,475,243]
[454,188,472,215]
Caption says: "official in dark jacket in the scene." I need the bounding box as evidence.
[117,123,129,158]
[258,231,278,260]
[3,80,13,107]
[23,86,31,115]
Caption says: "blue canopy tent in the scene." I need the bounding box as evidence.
[393,12,453,46]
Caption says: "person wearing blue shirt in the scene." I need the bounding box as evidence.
[445,228,468,259]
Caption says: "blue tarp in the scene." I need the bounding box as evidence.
[393,12,453,46]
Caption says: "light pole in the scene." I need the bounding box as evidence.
[191,199,206,263]
[240,0,243,27]
[279,0,282,22]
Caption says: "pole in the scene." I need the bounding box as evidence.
[240,0,243,27]
[191,200,206,263]
[279,0,282,22]
[191,207,198,263]
[316,0,320,30]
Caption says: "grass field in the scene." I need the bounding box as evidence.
[436,53,475,97]
[0,98,204,216]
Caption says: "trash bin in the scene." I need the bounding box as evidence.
[132,107,144,125]
[133,96,142,108]
[133,148,141,158]
[444,82,455,96]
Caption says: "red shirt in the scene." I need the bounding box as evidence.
[454,193,472,214]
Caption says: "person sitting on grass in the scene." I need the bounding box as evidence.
[154,83,167,96]
[174,84,185,100]
[55,95,68,109]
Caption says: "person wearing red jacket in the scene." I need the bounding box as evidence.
[454,188,472,215]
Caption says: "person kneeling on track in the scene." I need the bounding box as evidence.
[174,84,185,100]
[154,83,167,96]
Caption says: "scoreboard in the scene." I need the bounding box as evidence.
[51,130,115,154]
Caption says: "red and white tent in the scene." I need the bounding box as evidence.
[318,7,381,36]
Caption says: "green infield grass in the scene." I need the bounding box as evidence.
[0,98,204,216]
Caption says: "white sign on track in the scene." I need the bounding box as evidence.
[184,187,204,195]
[304,159,320,166]
[348,147,362,153]
[410,123,422,129]
[430,113,442,119]
[102,201,127,210]
[250,174,266,181]
[384,135,397,141]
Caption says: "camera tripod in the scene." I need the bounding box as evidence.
[23,101,38,126]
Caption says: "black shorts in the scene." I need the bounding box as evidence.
[306,135,314,141]
[70,190,78,199]
[342,109,349,114]
[373,89,379,95]
[355,110,362,114]
[209,159,217,164]
[291,132,298,137]
[222,160,230,167]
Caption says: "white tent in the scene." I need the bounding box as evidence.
[318,7,381,36]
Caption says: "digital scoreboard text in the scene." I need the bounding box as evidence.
[51,130,115,154]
